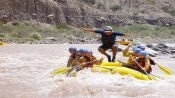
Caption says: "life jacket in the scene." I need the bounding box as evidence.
[67,54,81,67]
[101,33,116,45]
[70,53,77,59]
[83,56,94,68]
[128,57,152,73]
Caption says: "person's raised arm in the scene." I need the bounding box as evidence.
[82,28,96,32]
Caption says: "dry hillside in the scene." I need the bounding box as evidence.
[0,0,175,27]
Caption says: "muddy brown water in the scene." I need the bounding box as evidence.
[0,44,175,98]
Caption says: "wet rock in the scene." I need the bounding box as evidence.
[170,56,175,58]
[0,15,10,24]
[145,17,158,25]
[171,49,175,54]
[150,43,175,55]
[45,37,58,41]
[146,44,153,48]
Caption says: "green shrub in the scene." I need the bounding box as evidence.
[12,21,20,26]
[82,0,95,5]
[24,21,32,26]
[0,33,5,37]
[146,0,155,5]
[11,32,24,38]
[97,3,105,9]
[0,21,4,26]
[162,6,175,16]
[171,31,175,34]
[30,32,41,40]
[168,10,175,16]
[56,24,71,30]
[110,5,122,11]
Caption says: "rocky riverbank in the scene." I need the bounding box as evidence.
[147,43,175,54]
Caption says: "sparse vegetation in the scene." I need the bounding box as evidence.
[82,0,95,5]
[30,32,41,40]
[56,24,71,30]
[171,31,175,34]
[162,6,175,16]
[110,5,122,11]
[11,32,26,38]
[0,20,175,43]
[146,0,155,5]
[11,21,20,26]
[111,24,175,39]
[97,3,105,9]
[0,33,5,37]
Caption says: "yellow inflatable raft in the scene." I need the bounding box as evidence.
[0,41,6,45]
[100,61,121,66]
[92,65,154,80]
[118,41,131,45]
[52,61,155,80]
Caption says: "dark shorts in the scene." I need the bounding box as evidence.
[99,43,118,51]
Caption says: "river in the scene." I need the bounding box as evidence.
[0,44,174,98]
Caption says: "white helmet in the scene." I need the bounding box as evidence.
[104,26,113,31]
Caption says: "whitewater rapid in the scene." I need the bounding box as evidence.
[0,44,175,98]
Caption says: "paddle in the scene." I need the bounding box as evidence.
[52,67,70,74]
[148,57,173,75]
[66,59,100,77]
[156,63,173,75]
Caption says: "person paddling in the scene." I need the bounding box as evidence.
[75,49,103,69]
[67,47,78,67]
[83,50,103,67]
[67,49,103,76]
[122,45,152,74]
[136,45,156,65]
[82,26,129,62]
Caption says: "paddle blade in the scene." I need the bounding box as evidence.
[157,64,173,75]
[52,67,69,74]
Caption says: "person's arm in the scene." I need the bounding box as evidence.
[67,57,73,67]
[94,58,103,65]
[78,57,87,67]
[123,44,132,57]
[147,56,156,65]
[82,28,96,32]
[113,31,132,38]
[113,31,125,36]
[82,28,104,34]
[143,58,151,71]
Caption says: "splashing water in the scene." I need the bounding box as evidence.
[0,44,175,98]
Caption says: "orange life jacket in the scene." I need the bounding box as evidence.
[128,57,152,73]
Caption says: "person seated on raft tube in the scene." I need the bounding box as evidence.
[67,47,78,67]
[67,48,91,67]
[71,49,103,71]
[82,26,129,62]
[76,50,103,68]
[135,45,156,65]
[122,45,152,74]
[82,50,103,67]
[67,48,87,70]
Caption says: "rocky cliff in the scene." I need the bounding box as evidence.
[0,0,175,27]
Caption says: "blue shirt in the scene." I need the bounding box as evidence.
[95,30,125,36]
[94,30,125,45]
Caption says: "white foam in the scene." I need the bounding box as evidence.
[0,44,174,98]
